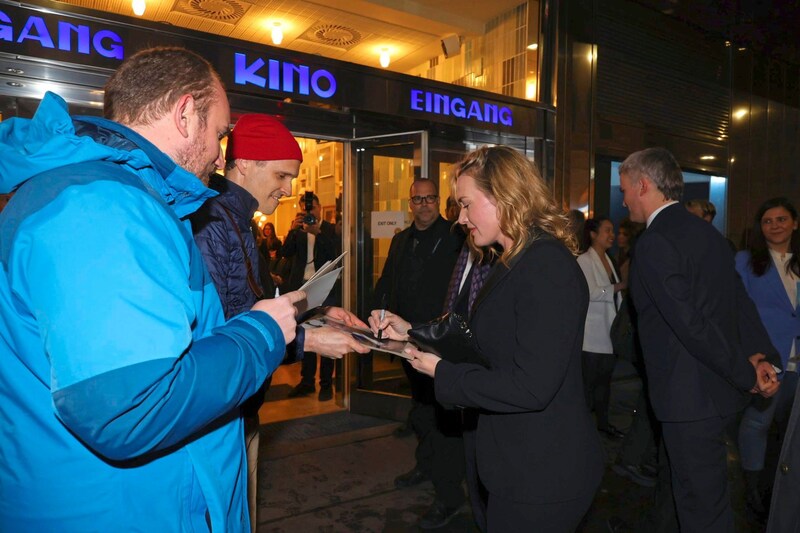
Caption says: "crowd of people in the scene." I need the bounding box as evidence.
[0,45,798,533]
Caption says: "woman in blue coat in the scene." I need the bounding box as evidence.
[736,197,800,520]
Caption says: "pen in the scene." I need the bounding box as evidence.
[378,294,387,341]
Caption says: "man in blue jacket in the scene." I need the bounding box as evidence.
[191,113,369,530]
[0,47,303,532]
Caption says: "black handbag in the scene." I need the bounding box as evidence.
[408,312,490,368]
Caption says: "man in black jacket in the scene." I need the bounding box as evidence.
[373,179,465,529]
[284,192,340,401]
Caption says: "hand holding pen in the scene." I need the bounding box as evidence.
[368,307,412,341]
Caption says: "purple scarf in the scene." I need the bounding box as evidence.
[444,244,492,315]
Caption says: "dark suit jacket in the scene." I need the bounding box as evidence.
[373,215,463,323]
[280,221,337,292]
[434,232,604,504]
[630,204,779,422]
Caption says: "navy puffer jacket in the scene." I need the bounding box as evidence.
[192,174,262,319]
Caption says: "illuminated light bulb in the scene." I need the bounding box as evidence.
[271,23,283,45]
[379,48,390,68]
[132,0,146,16]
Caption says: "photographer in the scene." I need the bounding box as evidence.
[283,192,340,401]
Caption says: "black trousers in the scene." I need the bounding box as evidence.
[661,414,737,533]
[582,351,616,430]
[299,352,334,387]
[402,359,466,509]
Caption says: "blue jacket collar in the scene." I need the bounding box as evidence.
[75,116,217,219]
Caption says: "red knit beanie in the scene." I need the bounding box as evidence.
[226,114,303,162]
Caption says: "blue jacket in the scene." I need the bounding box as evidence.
[736,250,800,369]
[0,93,287,531]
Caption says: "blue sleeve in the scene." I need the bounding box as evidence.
[12,179,286,461]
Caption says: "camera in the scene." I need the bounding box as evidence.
[302,191,317,225]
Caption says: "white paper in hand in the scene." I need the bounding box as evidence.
[296,266,342,314]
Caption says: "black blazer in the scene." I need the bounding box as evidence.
[373,215,463,323]
[280,221,337,292]
[630,204,779,422]
[434,232,604,504]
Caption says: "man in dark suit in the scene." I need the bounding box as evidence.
[619,147,781,532]
[284,192,339,401]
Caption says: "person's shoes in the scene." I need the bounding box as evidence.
[606,516,633,533]
[419,500,463,529]
[599,425,626,439]
[287,382,315,398]
[394,468,428,488]
[612,463,656,488]
[318,385,333,401]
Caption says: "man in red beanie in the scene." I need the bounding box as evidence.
[191,113,369,532]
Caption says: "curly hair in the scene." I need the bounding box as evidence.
[451,146,576,264]
[748,197,800,277]
[104,47,223,127]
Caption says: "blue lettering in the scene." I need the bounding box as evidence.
[408,88,514,127]
[434,94,448,115]
[410,89,423,111]
[234,52,336,99]
[268,59,280,91]
[310,69,336,98]
[93,29,123,59]
[0,11,13,42]
[282,63,309,95]
[467,101,482,121]
[499,107,513,126]
[0,11,124,59]
[235,53,266,87]
[17,16,54,49]
[57,21,89,54]
[451,98,466,118]
[483,103,498,123]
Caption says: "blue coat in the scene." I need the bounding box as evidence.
[736,250,800,369]
[0,93,286,531]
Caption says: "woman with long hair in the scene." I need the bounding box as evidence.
[259,222,282,265]
[370,146,603,531]
[578,216,626,439]
[736,197,800,522]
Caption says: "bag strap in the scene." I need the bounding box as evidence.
[220,205,264,300]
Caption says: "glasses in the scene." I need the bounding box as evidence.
[410,195,439,205]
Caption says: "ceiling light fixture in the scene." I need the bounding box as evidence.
[271,22,283,46]
[379,48,390,68]
[132,0,146,17]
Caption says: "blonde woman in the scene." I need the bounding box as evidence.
[371,146,603,532]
